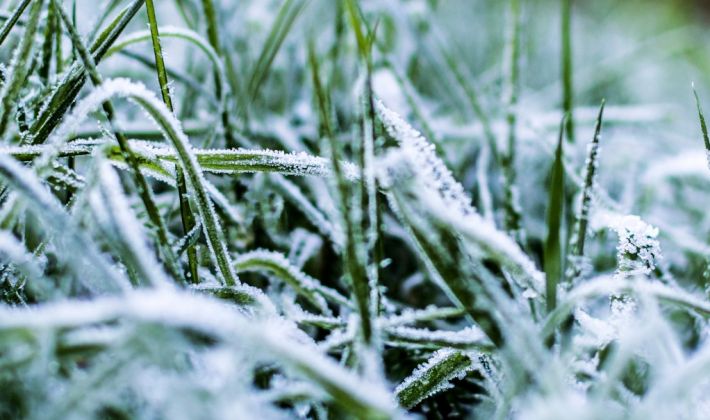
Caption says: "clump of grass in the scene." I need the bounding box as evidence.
[0,1,708,418]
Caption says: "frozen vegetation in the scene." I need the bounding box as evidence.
[0,0,709,418]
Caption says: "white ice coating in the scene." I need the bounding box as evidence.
[375,98,477,217]
[394,348,475,407]
[387,325,488,347]
[94,161,173,289]
[594,211,662,276]
[0,289,396,416]
[129,140,360,179]
[375,100,545,294]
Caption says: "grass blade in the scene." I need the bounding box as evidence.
[395,349,474,409]
[143,0,199,283]
[91,160,172,289]
[0,0,31,47]
[561,0,575,143]
[234,249,350,313]
[248,0,307,102]
[692,86,710,284]
[309,41,373,345]
[567,99,605,282]
[501,0,524,244]
[693,85,710,170]
[544,116,566,313]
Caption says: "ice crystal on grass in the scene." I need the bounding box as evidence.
[395,349,475,409]
[595,211,662,276]
[376,99,477,217]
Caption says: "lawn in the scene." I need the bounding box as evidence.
[0,0,708,418]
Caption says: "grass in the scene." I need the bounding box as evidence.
[0,0,709,418]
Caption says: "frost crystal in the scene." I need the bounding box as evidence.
[597,212,662,276]
[376,99,476,217]
[376,100,545,294]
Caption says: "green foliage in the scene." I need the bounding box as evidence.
[0,1,708,418]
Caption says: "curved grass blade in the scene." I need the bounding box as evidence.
[234,249,350,313]
[0,289,396,418]
[52,0,185,283]
[105,27,226,92]
[375,100,544,296]
[45,79,266,305]
[117,49,219,108]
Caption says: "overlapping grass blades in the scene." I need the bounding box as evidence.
[0,1,708,418]
[0,0,44,136]
[51,0,185,282]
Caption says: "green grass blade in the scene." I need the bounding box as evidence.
[143,0,199,283]
[144,0,174,111]
[0,0,31,47]
[501,0,524,244]
[309,41,373,345]
[395,349,474,409]
[3,141,361,181]
[693,85,710,169]
[27,0,145,146]
[248,0,307,102]
[568,99,605,281]
[345,0,382,320]
[344,0,369,60]
[561,0,575,143]
[544,115,567,313]
[692,86,710,284]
